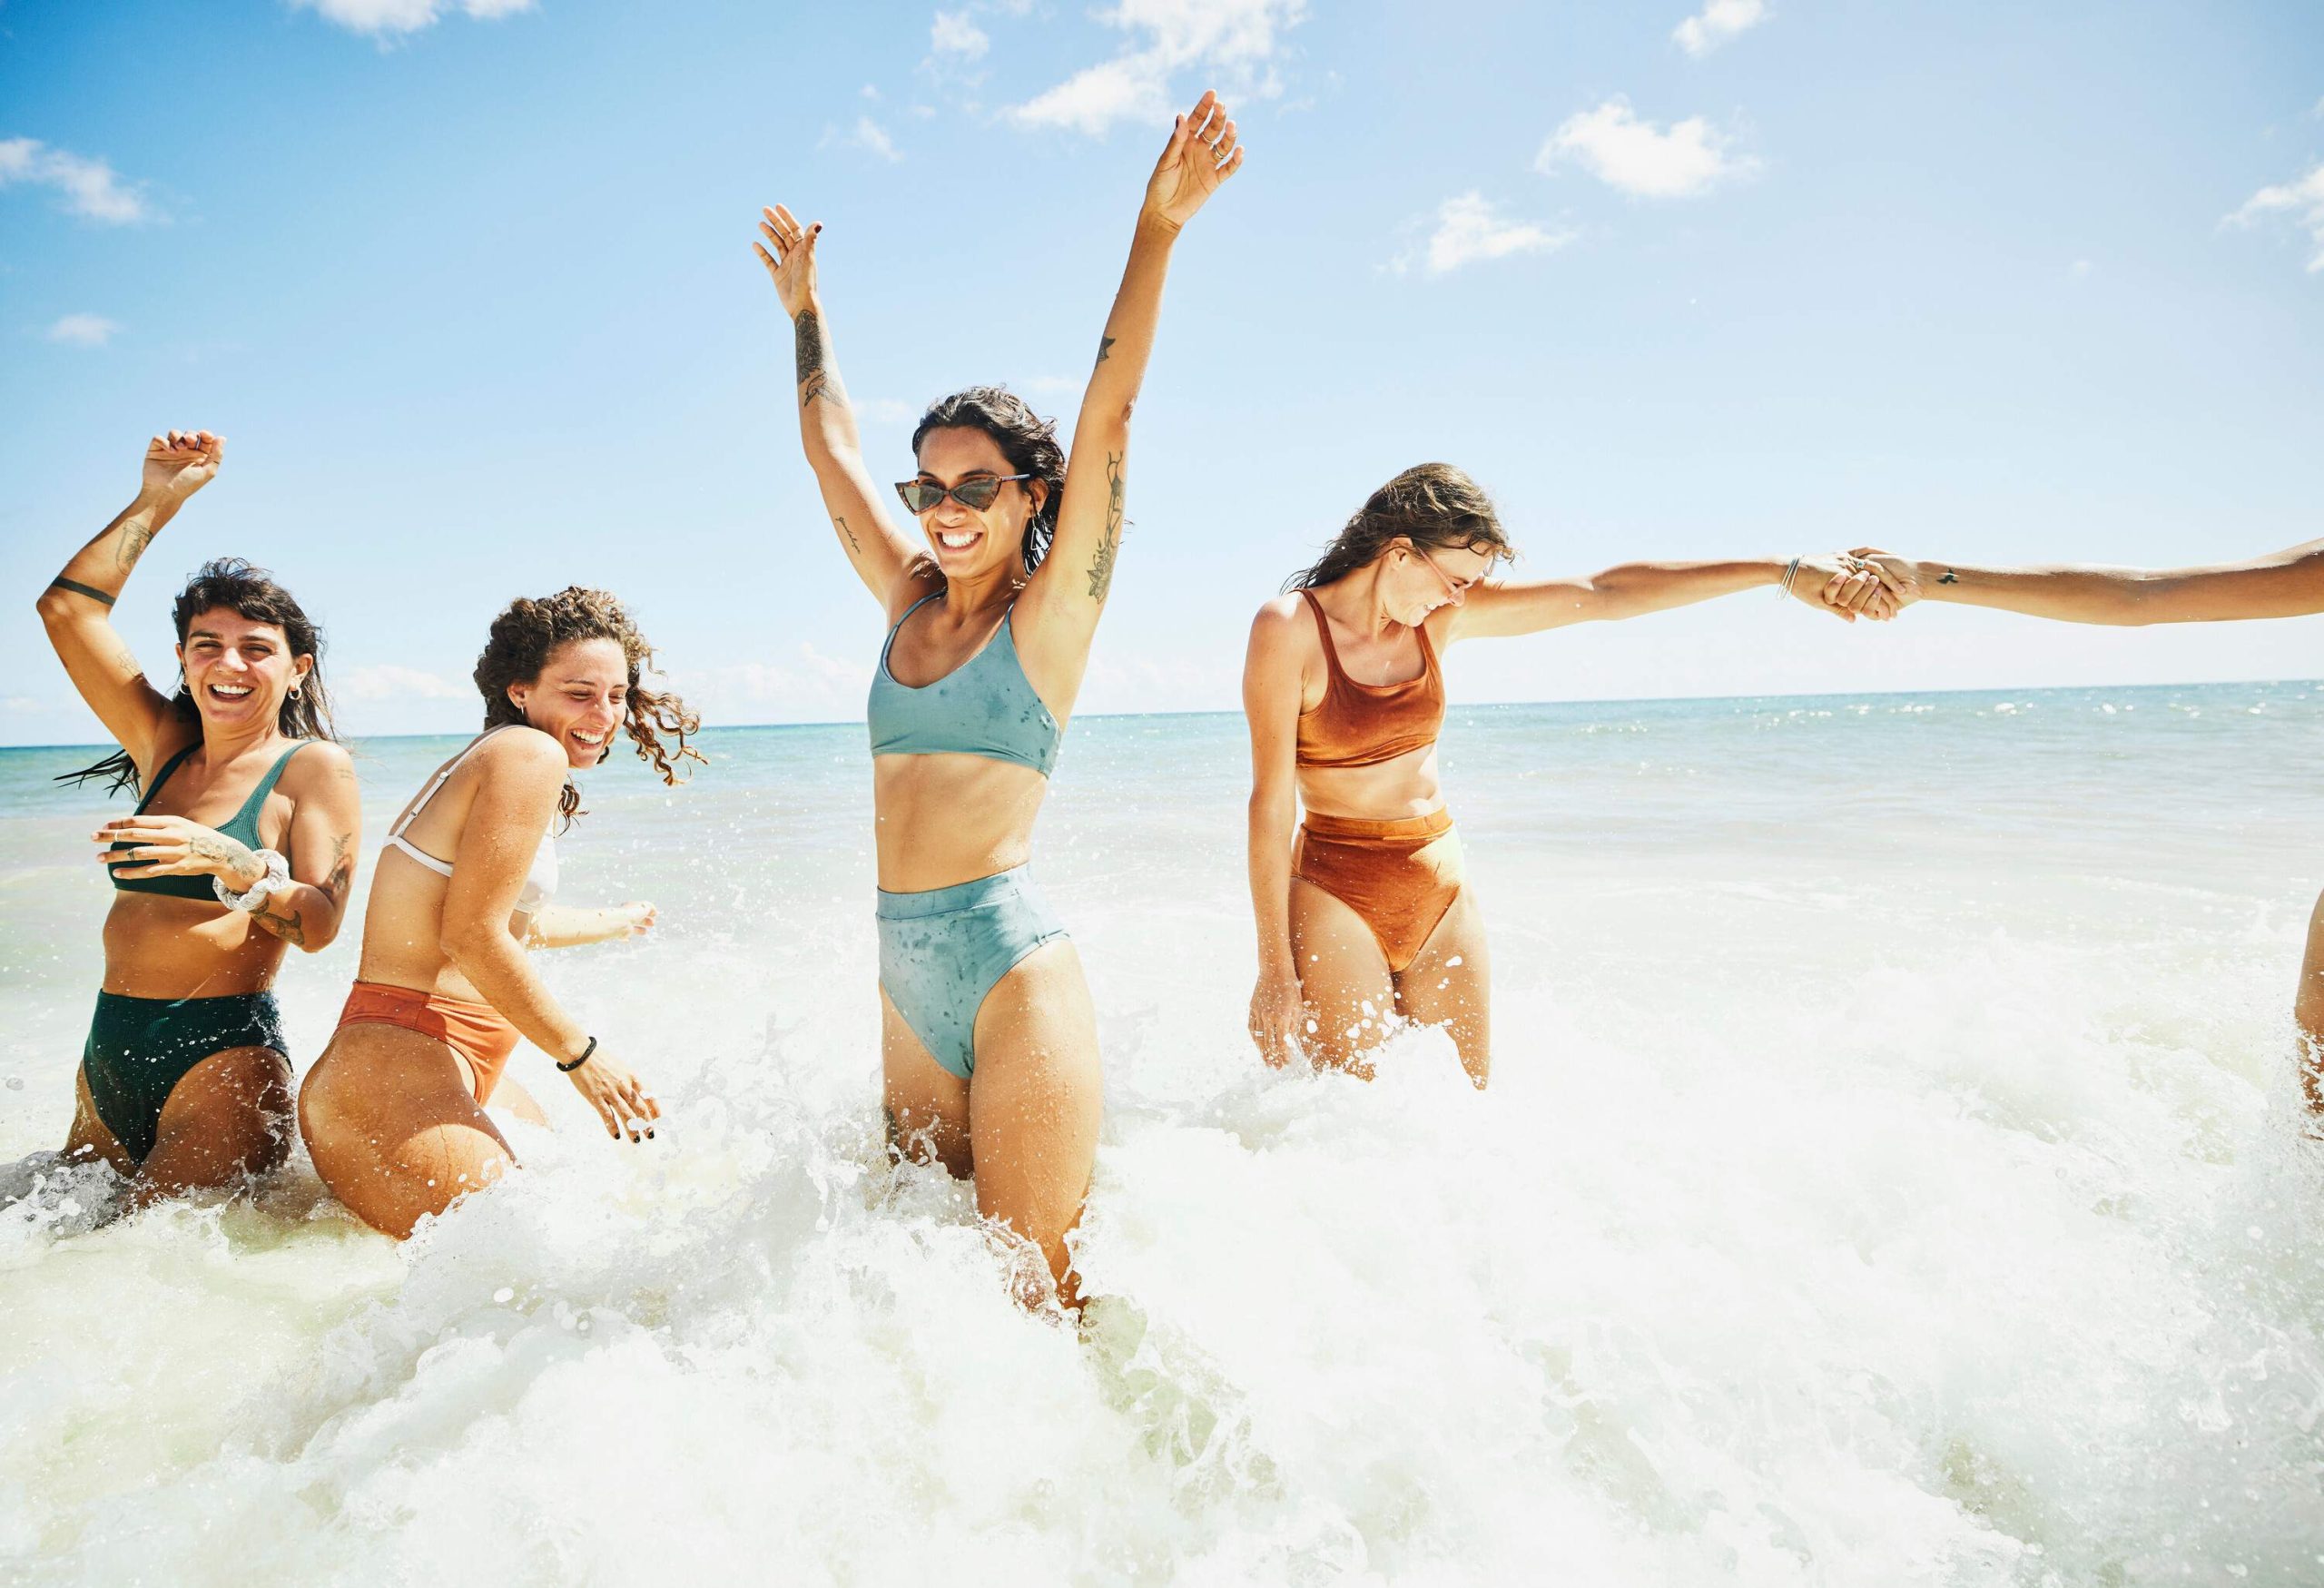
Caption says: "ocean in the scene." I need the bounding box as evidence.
[5,681,2322,1584]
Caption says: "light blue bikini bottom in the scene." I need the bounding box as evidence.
[876,864,1068,1080]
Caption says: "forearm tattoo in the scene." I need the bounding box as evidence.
[115,513,154,572]
[1937,569,1960,585]
[1086,451,1125,602]
[834,515,862,555]
[48,577,116,607]
[795,309,840,407]
[253,902,308,947]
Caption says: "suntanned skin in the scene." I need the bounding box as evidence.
[1244,541,1893,1086]
[34,431,361,1206]
[299,636,664,1239]
[755,90,1245,1306]
[1856,539,2324,1116]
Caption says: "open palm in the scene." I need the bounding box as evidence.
[1143,90,1245,232]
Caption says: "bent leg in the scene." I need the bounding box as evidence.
[883,987,973,1178]
[134,1046,295,1206]
[64,1065,135,1177]
[968,939,1102,1307]
[300,1023,516,1239]
[1290,877,1399,1078]
[1393,885,1492,1088]
[2295,887,2324,1118]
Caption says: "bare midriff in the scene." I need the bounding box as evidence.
[1295,745,1445,823]
[101,896,283,999]
[872,753,1051,893]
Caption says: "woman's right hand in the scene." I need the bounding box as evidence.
[141,430,222,502]
[753,204,820,321]
[1248,972,1306,1068]
[566,1045,661,1142]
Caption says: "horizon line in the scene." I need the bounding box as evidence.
[3,674,2317,755]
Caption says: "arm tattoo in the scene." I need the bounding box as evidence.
[253,902,308,947]
[115,516,153,572]
[1086,451,1125,602]
[834,515,862,555]
[321,833,354,904]
[1095,333,1116,366]
[795,308,840,407]
[48,577,116,607]
[1937,568,1960,585]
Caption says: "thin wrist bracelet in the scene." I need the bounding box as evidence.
[557,1036,598,1073]
[1777,556,1803,599]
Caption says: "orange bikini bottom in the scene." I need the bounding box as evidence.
[336,981,520,1104]
[1294,808,1463,974]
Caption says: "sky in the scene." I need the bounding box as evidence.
[3,0,2320,745]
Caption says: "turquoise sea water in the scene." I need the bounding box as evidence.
[5,682,2323,1583]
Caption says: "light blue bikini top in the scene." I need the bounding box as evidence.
[867,592,1060,777]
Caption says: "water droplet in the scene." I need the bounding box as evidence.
[493,1287,515,1304]
[1445,956,1463,968]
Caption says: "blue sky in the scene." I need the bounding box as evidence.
[3,0,2319,745]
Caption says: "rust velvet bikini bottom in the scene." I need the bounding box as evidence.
[1293,808,1463,974]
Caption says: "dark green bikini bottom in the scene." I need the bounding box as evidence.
[82,991,287,1165]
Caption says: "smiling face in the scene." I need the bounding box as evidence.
[176,607,310,734]
[909,426,1048,580]
[506,636,629,768]
[1381,538,1498,626]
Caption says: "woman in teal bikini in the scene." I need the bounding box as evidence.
[753,91,1245,1304]
[35,431,361,1204]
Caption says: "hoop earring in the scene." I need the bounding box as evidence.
[289,684,303,702]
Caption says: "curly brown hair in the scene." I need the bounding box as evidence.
[473,587,704,824]
[1286,463,1518,592]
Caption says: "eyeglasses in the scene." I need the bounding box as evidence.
[893,474,1034,514]
[1409,543,1471,599]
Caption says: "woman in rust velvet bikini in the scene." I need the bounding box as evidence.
[1240,464,1891,1086]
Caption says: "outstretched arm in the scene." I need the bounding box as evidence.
[34,431,222,768]
[1451,554,1890,642]
[753,206,921,605]
[1020,91,1246,660]
[524,902,655,950]
[1857,541,2324,625]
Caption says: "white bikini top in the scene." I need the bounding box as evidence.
[384,725,559,914]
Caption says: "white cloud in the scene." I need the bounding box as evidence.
[1674,0,1768,57]
[292,0,534,37]
[1009,0,1307,137]
[688,644,872,719]
[46,313,123,346]
[848,116,903,162]
[1023,374,1082,396]
[931,10,990,57]
[2227,162,2324,273]
[857,398,921,424]
[1400,192,1571,276]
[1537,98,1757,198]
[337,664,470,702]
[0,138,150,223]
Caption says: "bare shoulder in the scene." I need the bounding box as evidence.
[473,725,569,783]
[1249,593,1313,645]
[279,738,355,785]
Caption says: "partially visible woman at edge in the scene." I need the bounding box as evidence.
[752,91,1245,1306]
[300,588,701,1239]
[1244,465,1895,1086]
[34,430,360,1205]
[1851,538,2324,1116]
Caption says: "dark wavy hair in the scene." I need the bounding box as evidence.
[474,587,704,825]
[1285,463,1518,592]
[58,557,339,795]
[911,386,1067,576]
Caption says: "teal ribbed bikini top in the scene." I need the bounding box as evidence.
[867,592,1060,777]
[109,740,306,900]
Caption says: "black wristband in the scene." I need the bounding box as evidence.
[557,1035,598,1073]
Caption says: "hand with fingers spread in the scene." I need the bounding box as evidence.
[95,813,264,889]
[562,1041,662,1144]
[1143,88,1246,233]
[753,203,821,321]
[141,430,223,503]
[1795,553,1897,623]
[1248,972,1306,1069]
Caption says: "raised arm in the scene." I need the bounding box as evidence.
[1449,553,1890,643]
[1243,598,1308,1067]
[1856,540,2324,626]
[34,431,222,768]
[438,734,658,1140]
[1019,91,1246,661]
[753,206,920,605]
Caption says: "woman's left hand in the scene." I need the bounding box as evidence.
[1797,554,1896,623]
[1142,89,1245,232]
[95,814,261,886]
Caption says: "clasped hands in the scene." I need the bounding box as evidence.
[1796,548,1915,623]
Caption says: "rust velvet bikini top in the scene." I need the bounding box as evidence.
[1293,589,1447,768]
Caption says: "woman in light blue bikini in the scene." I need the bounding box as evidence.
[753,91,1246,1304]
